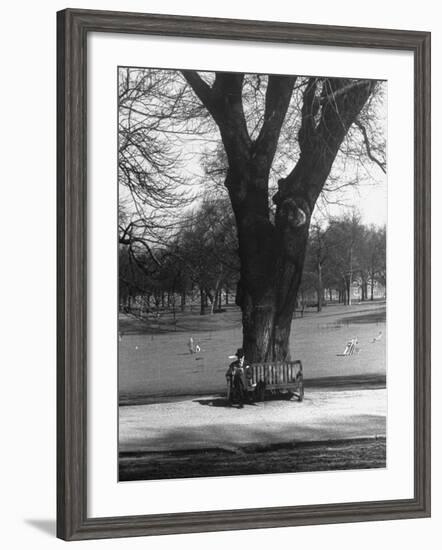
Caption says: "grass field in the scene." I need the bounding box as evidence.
[119,301,386,403]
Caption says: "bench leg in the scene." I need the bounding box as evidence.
[298,380,304,402]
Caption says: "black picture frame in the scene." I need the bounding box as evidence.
[57,8,431,541]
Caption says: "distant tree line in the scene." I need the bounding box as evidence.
[119,199,385,318]
[300,212,386,310]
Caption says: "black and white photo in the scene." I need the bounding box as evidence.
[118,67,388,481]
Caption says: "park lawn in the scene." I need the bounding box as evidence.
[119,301,386,403]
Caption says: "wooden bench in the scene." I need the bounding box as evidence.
[247,360,304,402]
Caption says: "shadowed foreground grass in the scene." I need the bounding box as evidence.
[119,437,386,481]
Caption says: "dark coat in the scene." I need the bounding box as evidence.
[226,360,251,389]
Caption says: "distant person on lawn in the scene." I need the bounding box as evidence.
[225,348,252,408]
[188,337,195,354]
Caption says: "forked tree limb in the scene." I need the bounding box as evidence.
[355,120,387,174]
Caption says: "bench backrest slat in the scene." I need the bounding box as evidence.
[249,361,302,384]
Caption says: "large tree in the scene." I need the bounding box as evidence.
[181,72,377,361]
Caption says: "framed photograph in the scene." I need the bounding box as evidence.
[57,8,431,541]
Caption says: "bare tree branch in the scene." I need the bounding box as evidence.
[254,75,296,161]
[181,70,216,114]
[355,120,387,173]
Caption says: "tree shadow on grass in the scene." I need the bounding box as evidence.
[119,419,387,481]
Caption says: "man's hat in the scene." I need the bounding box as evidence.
[228,347,245,359]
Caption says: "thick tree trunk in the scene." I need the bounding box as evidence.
[230,167,311,363]
[238,278,303,363]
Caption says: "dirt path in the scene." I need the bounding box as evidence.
[119,388,386,454]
